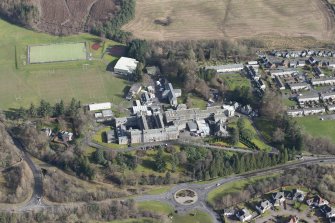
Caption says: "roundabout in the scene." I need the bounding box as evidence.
[174,189,198,206]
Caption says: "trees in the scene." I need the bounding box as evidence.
[154,149,166,173]
[229,127,239,145]
[91,0,135,43]
[127,39,149,63]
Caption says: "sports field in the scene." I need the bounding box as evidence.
[0,19,129,110]
[28,42,87,63]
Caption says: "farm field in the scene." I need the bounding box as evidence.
[29,42,87,64]
[296,116,335,144]
[122,0,335,41]
[0,19,128,110]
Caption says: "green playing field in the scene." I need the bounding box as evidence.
[28,42,87,63]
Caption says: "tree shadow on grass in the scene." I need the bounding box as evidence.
[141,159,156,171]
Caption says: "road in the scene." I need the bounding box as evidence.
[10,137,44,211]
[0,120,44,212]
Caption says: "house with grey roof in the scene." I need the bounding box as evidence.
[236,208,252,222]
[311,77,335,86]
[256,200,272,214]
[289,83,310,91]
[270,68,296,78]
[297,93,320,104]
[272,191,285,206]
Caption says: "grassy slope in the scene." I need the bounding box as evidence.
[0,19,128,110]
[296,116,335,144]
[207,174,279,207]
[229,118,270,151]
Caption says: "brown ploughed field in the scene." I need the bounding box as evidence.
[37,0,119,35]
[122,0,335,41]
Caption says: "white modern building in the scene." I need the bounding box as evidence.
[88,102,112,111]
[114,57,139,75]
[206,64,244,73]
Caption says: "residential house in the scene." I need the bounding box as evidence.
[308,57,317,65]
[287,216,299,223]
[59,131,73,142]
[296,60,306,67]
[313,67,325,77]
[41,128,52,137]
[272,191,285,206]
[306,195,329,207]
[321,205,335,218]
[236,208,252,222]
[114,57,139,76]
[240,105,252,115]
[292,189,305,202]
[256,200,272,214]
[275,76,286,90]
[223,208,235,216]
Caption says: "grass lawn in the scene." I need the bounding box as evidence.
[109,218,158,223]
[221,73,250,91]
[137,201,212,223]
[0,19,129,110]
[137,201,174,215]
[172,210,212,223]
[207,174,279,207]
[296,116,335,144]
[188,94,207,110]
[283,98,297,107]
